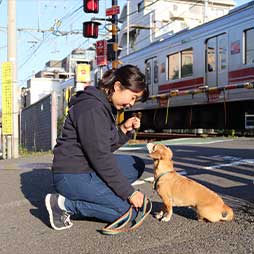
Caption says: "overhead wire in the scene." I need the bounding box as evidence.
[18,2,83,70]
[18,0,186,79]
[124,0,201,48]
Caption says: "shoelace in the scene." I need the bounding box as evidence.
[62,212,72,226]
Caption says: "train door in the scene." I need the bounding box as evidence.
[145,57,159,95]
[206,34,228,87]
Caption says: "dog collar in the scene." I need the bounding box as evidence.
[153,171,172,190]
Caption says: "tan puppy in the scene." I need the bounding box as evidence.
[147,143,234,222]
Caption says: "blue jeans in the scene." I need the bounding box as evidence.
[53,155,144,223]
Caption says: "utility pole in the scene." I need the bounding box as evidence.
[126,0,130,55]
[8,0,19,158]
[111,0,119,69]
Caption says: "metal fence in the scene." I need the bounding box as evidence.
[20,92,57,152]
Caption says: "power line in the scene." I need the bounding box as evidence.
[125,0,201,48]
[18,4,83,70]
[120,0,160,20]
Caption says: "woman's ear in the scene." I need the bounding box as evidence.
[113,81,122,92]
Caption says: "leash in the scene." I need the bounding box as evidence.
[153,171,172,190]
[99,195,152,235]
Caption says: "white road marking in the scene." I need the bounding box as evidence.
[204,159,254,169]
[132,171,188,186]
[188,139,234,145]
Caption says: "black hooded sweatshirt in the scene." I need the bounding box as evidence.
[52,86,135,200]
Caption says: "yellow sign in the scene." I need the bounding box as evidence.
[76,64,91,83]
[64,87,72,116]
[1,62,13,135]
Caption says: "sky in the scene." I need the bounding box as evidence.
[0,0,252,108]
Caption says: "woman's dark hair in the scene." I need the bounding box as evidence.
[98,65,149,102]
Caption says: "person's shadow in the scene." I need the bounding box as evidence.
[20,165,54,227]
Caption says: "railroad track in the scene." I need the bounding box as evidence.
[134,131,218,141]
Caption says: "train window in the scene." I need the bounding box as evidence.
[218,37,227,72]
[168,53,179,80]
[154,61,159,83]
[245,28,254,64]
[168,49,193,80]
[181,48,193,78]
[145,62,151,85]
[207,38,216,72]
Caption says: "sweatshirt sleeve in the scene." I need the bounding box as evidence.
[118,127,131,145]
[75,105,134,200]
[110,127,131,152]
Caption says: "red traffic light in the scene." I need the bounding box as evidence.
[83,21,100,38]
[83,0,99,13]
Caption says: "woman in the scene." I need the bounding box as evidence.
[45,65,149,230]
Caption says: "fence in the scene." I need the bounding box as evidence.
[20,92,57,151]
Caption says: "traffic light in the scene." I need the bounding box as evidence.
[83,0,99,13]
[83,21,100,38]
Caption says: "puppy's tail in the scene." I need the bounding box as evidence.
[221,204,234,221]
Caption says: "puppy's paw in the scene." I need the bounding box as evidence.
[155,211,164,220]
[161,213,172,222]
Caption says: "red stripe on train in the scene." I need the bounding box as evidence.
[229,76,254,83]
[229,67,254,80]
[159,77,204,93]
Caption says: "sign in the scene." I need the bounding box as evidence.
[106,5,120,16]
[1,62,13,135]
[231,40,240,55]
[96,40,108,66]
[208,90,221,102]
[76,64,91,83]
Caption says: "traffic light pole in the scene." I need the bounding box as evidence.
[111,0,118,69]
[111,0,124,123]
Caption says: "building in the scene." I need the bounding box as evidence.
[22,47,95,107]
[118,0,235,57]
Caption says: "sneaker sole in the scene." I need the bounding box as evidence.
[45,194,72,231]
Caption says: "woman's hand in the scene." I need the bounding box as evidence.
[120,117,141,134]
[128,191,144,209]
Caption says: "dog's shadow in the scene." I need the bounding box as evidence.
[151,201,197,221]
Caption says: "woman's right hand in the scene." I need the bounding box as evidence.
[128,191,144,209]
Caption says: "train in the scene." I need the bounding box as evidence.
[116,1,254,132]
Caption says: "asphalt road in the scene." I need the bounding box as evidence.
[0,137,253,254]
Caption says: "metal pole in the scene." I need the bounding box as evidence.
[7,135,12,158]
[127,0,130,55]
[2,135,6,159]
[112,0,118,69]
[8,0,19,158]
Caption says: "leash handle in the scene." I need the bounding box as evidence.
[99,196,152,235]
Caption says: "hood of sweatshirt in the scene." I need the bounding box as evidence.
[69,86,116,120]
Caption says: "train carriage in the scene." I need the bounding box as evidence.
[119,1,254,132]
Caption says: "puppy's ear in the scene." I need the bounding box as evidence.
[149,150,162,160]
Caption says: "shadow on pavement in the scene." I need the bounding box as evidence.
[151,201,197,221]
[20,166,53,227]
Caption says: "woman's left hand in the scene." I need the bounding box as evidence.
[120,117,140,133]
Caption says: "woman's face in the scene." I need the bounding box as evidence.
[111,81,144,110]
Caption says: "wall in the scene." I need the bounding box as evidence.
[27,78,62,106]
